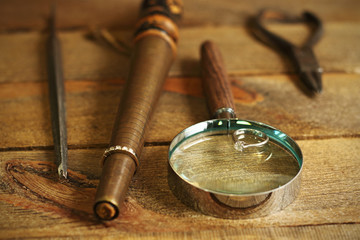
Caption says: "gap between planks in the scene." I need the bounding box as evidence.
[1,132,360,153]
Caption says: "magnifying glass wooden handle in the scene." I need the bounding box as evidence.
[94,0,182,221]
[201,41,236,119]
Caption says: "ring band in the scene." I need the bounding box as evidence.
[233,128,269,151]
[101,145,139,167]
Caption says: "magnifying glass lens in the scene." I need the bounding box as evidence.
[169,129,300,195]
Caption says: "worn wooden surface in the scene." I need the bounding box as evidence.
[0,0,360,239]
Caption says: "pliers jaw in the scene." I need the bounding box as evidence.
[291,47,323,93]
[252,9,324,95]
[299,68,323,94]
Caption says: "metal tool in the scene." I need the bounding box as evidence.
[47,5,68,179]
[252,9,323,94]
[168,41,303,219]
[94,0,182,221]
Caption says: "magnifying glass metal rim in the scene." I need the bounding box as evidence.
[168,118,303,198]
[167,119,303,218]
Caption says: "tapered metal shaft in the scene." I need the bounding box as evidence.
[94,0,182,220]
[47,6,68,179]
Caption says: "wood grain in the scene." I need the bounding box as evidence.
[0,0,142,31]
[1,0,359,238]
[0,74,359,149]
[201,41,236,117]
[0,138,359,238]
[1,0,360,31]
[0,23,360,83]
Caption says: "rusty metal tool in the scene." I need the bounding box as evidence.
[47,5,68,179]
[94,0,182,221]
[252,9,324,94]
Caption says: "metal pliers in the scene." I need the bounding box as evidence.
[252,9,324,94]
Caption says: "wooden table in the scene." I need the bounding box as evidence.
[1,0,359,239]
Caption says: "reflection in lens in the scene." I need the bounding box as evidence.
[169,130,300,195]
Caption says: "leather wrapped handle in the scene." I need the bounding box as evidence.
[201,41,236,119]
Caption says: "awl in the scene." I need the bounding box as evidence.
[47,6,68,179]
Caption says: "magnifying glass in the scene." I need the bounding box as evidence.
[168,41,303,218]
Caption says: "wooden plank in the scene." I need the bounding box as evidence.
[0,138,359,238]
[1,0,358,238]
[183,0,360,26]
[0,74,359,149]
[1,0,360,31]
[1,23,360,83]
[0,30,132,83]
[0,0,142,31]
